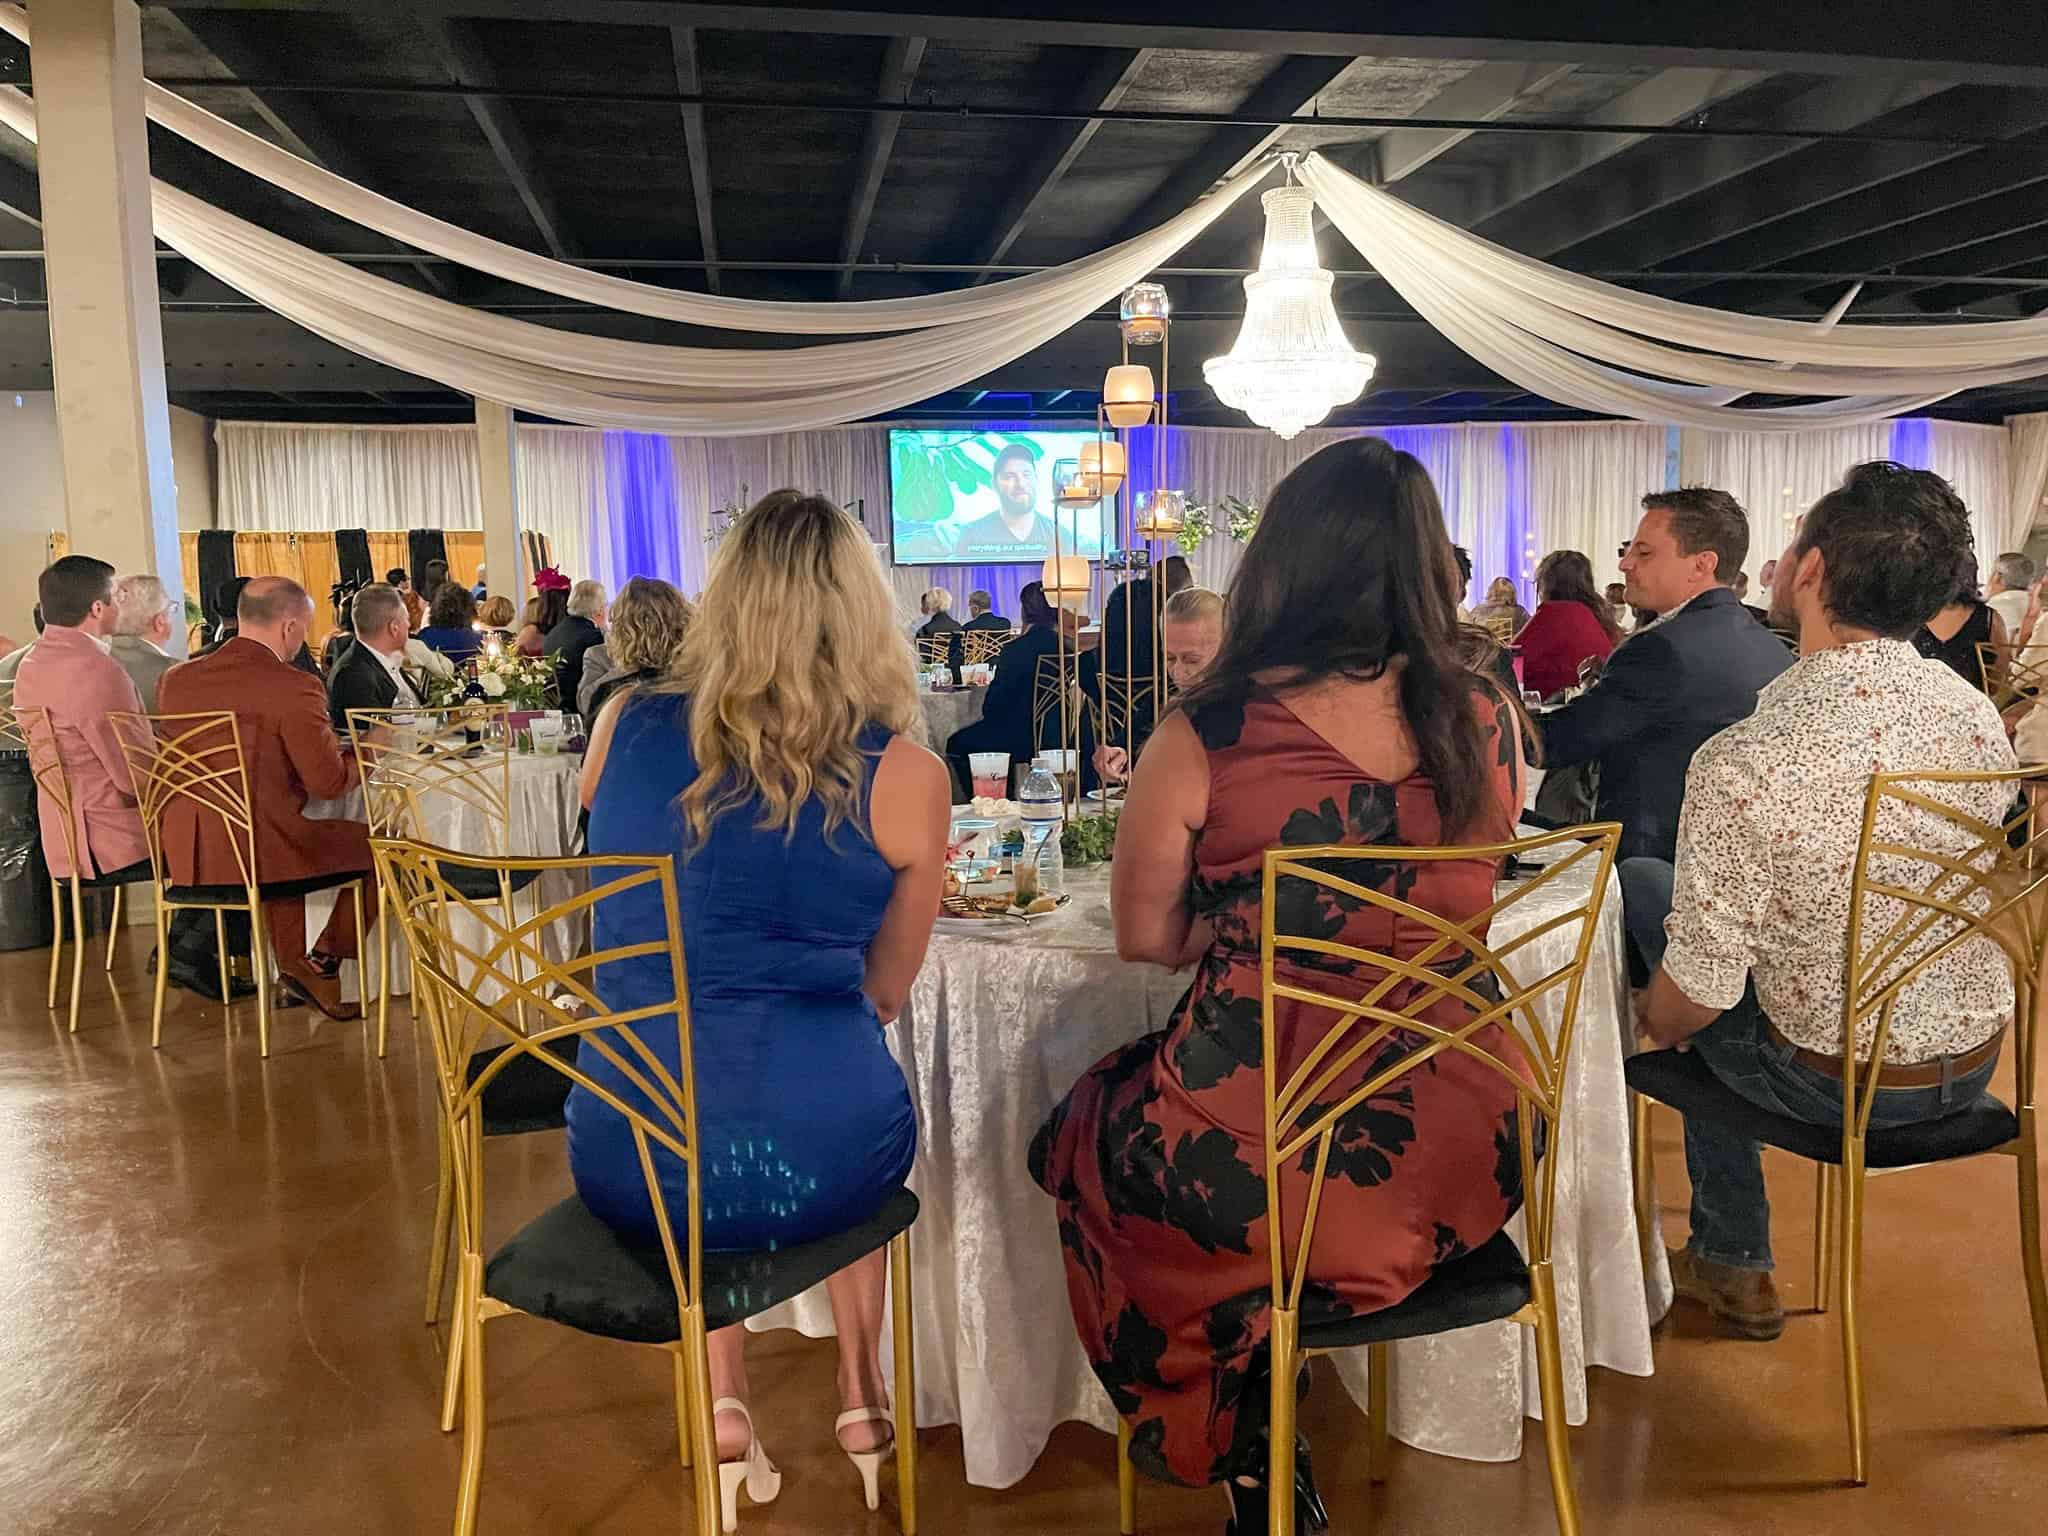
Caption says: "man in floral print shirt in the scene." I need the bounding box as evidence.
[1629,462,2016,1339]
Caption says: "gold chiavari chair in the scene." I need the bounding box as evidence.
[345,704,529,1059]
[961,629,1013,668]
[912,633,955,667]
[374,838,921,1536]
[109,709,370,1057]
[1113,825,1621,1536]
[1088,675,1157,761]
[1629,768,2048,1485]
[7,703,156,1032]
[346,705,551,1328]
[1979,639,2048,715]
[1030,649,1077,750]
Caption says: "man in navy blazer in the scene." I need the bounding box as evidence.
[1540,487,1792,869]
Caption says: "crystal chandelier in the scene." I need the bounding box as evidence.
[1203,164,1374,440]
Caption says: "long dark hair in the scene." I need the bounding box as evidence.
[1177,437,1494,836]
[530,586,569,634]
[1535,549,1623,642]
[1018,581,1058,631]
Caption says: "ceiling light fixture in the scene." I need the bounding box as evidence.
[1203,157,1374,440]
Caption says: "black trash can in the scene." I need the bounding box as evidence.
[0,751,53,950]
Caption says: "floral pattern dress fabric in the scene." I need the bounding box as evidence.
[1029,688,1527,1487]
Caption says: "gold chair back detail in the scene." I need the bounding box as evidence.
[1821,768,2048,1480]
[912,634,954,667]
[1977,639,2048,712]
[961,629,1011,667]
[372,837,719,1535]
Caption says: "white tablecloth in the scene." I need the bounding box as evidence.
[749,857,1669,1488]
[919,685,986,750]
[307,751,587,1000]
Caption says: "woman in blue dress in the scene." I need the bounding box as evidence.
[570,490,949,1528]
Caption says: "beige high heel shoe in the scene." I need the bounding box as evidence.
[713,1397,781,1533]
[835,1405,896,1511]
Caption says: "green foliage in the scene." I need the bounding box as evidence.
[1061,810,1120,865]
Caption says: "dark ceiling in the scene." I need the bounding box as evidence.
[2,1,2048,426]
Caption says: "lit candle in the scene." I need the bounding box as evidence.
[1102,364,1154,428]
[1078,439,1127,498]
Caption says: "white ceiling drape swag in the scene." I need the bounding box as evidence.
[1296,154,2048,431]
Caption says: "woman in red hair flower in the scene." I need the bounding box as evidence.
[514,567,572,657]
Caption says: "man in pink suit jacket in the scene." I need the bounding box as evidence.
[12,556,152,882]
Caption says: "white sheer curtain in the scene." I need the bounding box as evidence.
[2012,415,2048,562]
[1509,423,1671,587]
[1679,423,1894,583]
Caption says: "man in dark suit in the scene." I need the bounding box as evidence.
[1083,554,1192,752]
[158,576,374,1020]
[962,589,1008,633]
[1541,487,1792,876]
[325,582,424,733]
[545,579,608,712]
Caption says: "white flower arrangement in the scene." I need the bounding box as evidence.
[422,650,558,710]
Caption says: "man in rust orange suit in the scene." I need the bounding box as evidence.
[157,576,373,1019]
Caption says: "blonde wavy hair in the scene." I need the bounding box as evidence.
[606,576,695,673]
[666,490,923,844]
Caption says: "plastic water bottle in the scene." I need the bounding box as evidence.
[1017,757,1065,902]
[1018,756,1062,831]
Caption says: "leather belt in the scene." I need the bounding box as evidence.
[1764,1016,2003,1088]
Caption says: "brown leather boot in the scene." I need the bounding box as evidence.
[1668,1246,1785,1340]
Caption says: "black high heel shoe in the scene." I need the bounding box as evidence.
[1222,1433,1329,1535]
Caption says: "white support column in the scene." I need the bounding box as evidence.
[34,0,184,646]
[475,399,524,603]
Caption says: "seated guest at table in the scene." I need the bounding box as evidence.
[109,574,181,711]
[1031,437,1527,1529]
[1541,488,1790,867]
[388,568,426,635]
[578,576,694,719]
[198,576,248,656]
[545,578,607,707]
[914,586,965,677]
[416,582,485,664]
[1914,551,2006,691]
[1097,586,1227,785]
[1630,462,2014,1340]
[1603,581,1635,635]
[471,563,490,605]
[515,572,570,658]
[421,557,451,604]
[0,604,44,687]
[572,490,945,1505]
[477,594,517,650]
[1081,554,1192,749]
[14,556,151,884]
[1470,575,1530,641]
[326,582,427,732]
[1515,549,1621,699]
[946,581,1094,795]
[962,588,1007,632]
[158,576,376,1021]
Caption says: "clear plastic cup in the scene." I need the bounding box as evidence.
[969,751,1010,800]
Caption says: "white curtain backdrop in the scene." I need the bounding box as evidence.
[2006,415,2048,561]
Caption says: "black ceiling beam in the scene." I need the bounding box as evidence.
[836,35,925,299]
[1486,76,1953,266]
[1400,66,1769,231]
[968,45,1152,284]
[1605,89,2048,296]
[139,1,2048,87]
[158,10,452,297]
[1111,55,1352,243]
[1691,178,2048,314]
[423,18,576,259]
[667,25,720,294]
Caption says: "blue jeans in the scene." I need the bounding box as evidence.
[1619,857,2001,1272]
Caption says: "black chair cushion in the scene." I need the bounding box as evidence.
[168,869,368,905]
[485,1185,920,1344]
[467,1035,581,1136]
[78,858,157,891]
[1299,1228,1531,1351]
[438,861,545,902]
[1626,1047,2019,1169]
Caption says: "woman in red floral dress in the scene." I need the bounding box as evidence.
[1031,438,1529,1534]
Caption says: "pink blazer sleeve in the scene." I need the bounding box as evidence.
[83,665,145,799]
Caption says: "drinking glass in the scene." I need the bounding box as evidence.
[969,751,1011,800]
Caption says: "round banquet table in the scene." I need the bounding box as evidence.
[918,684,986,751]
[306,750,587,1001]
[747,854,1672,1489]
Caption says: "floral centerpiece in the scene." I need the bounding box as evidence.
[421,650,558,710]
[1175,495,1260,554]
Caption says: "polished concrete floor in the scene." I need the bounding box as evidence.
[4,935,2046,1536]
